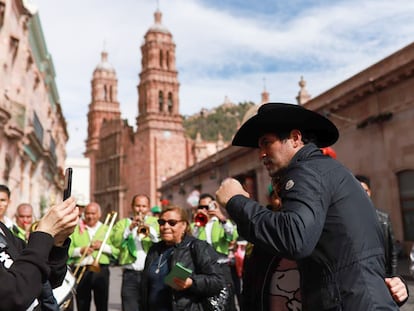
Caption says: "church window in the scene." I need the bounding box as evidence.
[160,50,163,68]
[397,170,414,240]
[109,85,113,102]
[104,85,108,101]
[9,36,19,64]
[26,55,33,71]
[159,91,164,112]
[166,51,170,69]
[167,93,173,113]
[0,2,5,30]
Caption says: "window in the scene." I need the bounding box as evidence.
[26,56,33,71]
[10,36,19,63]
[0,2,5,29]
[397,170,414,240]
[33,112,44,144]
[159,91,164,112]
[50,137,56,160]
[167,93,173,113]
[166,51,170,69]
[159,50,163,67]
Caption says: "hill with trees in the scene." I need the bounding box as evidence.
[183,101,255,141]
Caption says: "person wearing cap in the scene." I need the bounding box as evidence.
[216,102,403,310]
[150,206,161,218]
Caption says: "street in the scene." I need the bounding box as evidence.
[83,261,414,311]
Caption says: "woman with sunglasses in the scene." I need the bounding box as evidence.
[141,205,225,311]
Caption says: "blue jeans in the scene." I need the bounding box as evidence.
[121,269,143,311]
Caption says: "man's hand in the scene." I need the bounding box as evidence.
[216,178,249,207]
[35,197,78,246]
[207,201,227,223]
[385,277,408,304]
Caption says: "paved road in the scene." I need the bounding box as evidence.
[82,261,414,311]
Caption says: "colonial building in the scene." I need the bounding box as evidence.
[85,10,227,217]
[159,42,414,249]
[0,0,68,218]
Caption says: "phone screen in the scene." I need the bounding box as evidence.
[63,167,72,200]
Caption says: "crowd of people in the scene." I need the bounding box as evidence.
[0,102,413,311]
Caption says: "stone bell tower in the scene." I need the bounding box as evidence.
[131,9,192,204]
[85,51,121,200]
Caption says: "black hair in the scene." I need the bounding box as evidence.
[0,184,10,198]
[355,174,371,188]
[198,193,214,203]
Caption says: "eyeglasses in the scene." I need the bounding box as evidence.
[197,205,209,210]
[157,219,183,226]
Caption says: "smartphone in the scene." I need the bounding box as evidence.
[63,167,73,200]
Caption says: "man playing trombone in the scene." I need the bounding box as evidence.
[111,194,159,311]
[68,202,119,311]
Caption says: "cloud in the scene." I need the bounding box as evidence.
[33,0,414,157]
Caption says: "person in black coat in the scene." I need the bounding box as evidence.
[216,103,401,310]
[141,205,225,311]
[0,187,78,311]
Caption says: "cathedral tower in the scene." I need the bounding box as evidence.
[132,9,191,204]
[85,51,121,200]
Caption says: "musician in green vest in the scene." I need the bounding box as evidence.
[68,202,119,311]
[110,194,159,311]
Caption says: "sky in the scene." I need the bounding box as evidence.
[32,0,414,158]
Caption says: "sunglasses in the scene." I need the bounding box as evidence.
[157,219,183,226]
[197,205,209,210]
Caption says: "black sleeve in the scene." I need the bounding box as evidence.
[0,229,55,311]
[48,237,70,288]
[386,215,398,276]
[189,239,225,297]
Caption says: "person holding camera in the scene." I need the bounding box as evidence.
[0,184,78,311]
[191,193,239,310]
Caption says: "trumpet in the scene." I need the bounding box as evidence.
[194,212,208,227]
[133,212,150,238]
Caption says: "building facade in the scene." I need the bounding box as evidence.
[160,42,414,249]
[0,0,68,219]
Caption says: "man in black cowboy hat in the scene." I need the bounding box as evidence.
[216,103,402,310]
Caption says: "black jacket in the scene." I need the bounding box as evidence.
[0,222,69,311]
[227,143,399,310]
[141,235,225,311]
[376,209,397,276]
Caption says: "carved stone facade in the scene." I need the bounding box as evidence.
[86,10,195,217]
[0,0,68,218]
[160,42,414,248]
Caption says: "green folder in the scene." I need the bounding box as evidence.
[164,262,192,288]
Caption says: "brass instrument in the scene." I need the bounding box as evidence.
[72,212,116,282]
[30,221,39,232]
[194,212,208,227]
[134,212,150,238]
[89,211,118,272]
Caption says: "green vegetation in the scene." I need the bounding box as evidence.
[183,101,255,141]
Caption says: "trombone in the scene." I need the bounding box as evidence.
[72,211,118,283]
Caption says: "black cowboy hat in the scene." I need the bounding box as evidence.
[232,102,339,148]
